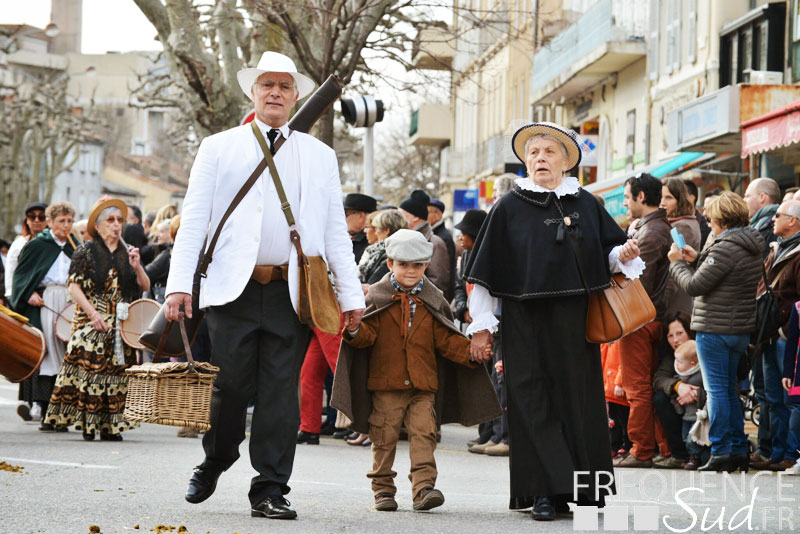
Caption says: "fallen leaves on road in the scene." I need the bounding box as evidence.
[89,526,101,533]
[149,525,187,533]
[0,461,24,473]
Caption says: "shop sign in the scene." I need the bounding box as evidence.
[453,189,479,212]
[667,85,740,152]
[741,103,800,157]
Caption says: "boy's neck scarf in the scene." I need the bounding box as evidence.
[390,274,423,340]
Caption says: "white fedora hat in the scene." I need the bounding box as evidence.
[237,51,316,101]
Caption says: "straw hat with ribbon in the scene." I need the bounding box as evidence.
[511,122,582,170]
[237,51,316,102]
[87,196,128,238]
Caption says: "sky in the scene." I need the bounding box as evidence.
[1,0,162,54]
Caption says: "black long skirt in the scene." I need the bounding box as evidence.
[501,295,615,509]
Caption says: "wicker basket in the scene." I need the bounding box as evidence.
[124,361,219,430]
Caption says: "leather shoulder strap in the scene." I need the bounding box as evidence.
[196,125,288,276]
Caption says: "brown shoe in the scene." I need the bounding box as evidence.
[614,454,653,468]
[374,493,398,512]
[484,442,510,456]
[769,459,797,471]
[413,488,444,511]
[469,440,498,454]
[653,456,685,469]
[749,453,772,470]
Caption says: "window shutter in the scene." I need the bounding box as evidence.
[688,0,697,64]
[648,0,660,80]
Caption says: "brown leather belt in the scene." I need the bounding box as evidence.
[251,265,289,285]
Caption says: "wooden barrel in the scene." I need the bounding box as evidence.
[0,309,46,383]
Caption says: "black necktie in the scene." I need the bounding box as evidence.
[267,128,280,155]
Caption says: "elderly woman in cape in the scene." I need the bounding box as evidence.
[465,123,644,521]
[44,197,150,441]
[11,201,79,431]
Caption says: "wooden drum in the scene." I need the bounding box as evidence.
[121,299,160,350]
[0,307,46,383]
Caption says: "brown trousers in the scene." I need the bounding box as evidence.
[368,389,437,499]
[619,321,670,460]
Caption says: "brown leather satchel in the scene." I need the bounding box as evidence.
[585,273,656,343]
[566,229,655,344]
[138,75,344,356]
[253,123,342,335]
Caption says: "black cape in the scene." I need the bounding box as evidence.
[10,229,77,329]
[464,185,627,299]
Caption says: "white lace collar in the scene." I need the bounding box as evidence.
[514,176,580,198]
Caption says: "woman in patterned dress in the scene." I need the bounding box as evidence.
[44,198,150,441]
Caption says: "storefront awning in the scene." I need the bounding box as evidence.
[741,100,800,158]
[650,152,705,178]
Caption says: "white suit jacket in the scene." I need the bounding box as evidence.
[165,124,365,313]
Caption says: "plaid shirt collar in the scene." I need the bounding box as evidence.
[390,275,424,335]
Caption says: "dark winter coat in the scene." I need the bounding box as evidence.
[632,209,672,321]
[782,305,800,405]
[432,221,456,301]
[669,226,764,334]
[331,274,502,434]
[757,234,800,333]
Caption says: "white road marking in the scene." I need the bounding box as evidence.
[0,457,119,469]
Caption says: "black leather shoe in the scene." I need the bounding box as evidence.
[730,453,749,473]
[185,466,222,504]
[251,496,297,519]
[532,496,556,521]
[39,422,55,432]
[296,431,320,445]
[698,454,732,472]
[332,429,351,439]
[319,423,335,436]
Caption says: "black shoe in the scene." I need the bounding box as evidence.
[698,454,732,472]
[251,496,297,520]
[730,453,749,473]
[100,430,123,442]
[185,466,222,504]
[532,496,556,521]
[39,422,55,432]
[319,423,336,436]
[296,431,320,445]
[332,429,351,440]
[83,431,95,441]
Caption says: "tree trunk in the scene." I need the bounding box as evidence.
[316,107,335,148]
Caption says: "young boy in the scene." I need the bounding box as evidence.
[332,229,500,512]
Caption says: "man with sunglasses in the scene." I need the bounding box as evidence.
[752,200,800,472]
[4,201,48,421]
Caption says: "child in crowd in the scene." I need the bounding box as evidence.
[332,229,500,512]
[601,342,631,458]
[670,340,709,469]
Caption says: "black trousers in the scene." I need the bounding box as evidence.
[202,280,311,505]
[653,390,688,460]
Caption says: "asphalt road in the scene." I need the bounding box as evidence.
[1,377,798,534]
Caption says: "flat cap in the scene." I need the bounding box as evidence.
[384,229,433,262]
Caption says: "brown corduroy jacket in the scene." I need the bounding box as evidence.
[345,292,475,392]
[331,274,502,434]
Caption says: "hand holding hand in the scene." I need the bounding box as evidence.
[619,239,640,263]
[27,292,44,307]
[165,292,192,322]
[676,382,699,405]
[470,330,493,363]
[344,309,365,332]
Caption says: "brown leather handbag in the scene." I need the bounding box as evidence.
[585,273,656,343]
[567,231,655,344]
[252,123,342,335]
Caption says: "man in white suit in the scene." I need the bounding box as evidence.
[164,52,365,520]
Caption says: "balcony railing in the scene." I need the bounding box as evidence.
[531,0,647,95]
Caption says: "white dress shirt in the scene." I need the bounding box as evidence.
[252,118,299,265]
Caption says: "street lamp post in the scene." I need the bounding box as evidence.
[340,95,384,196]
